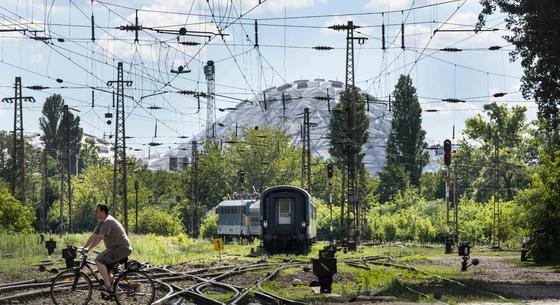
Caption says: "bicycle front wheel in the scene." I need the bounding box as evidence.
[50,269,93,305]
[113,270,155,305]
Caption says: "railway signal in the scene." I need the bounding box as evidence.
[444,139,452,167]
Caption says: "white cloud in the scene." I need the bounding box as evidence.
[102,0,213,66]
[31,53,44,64]
[365,0,413,10]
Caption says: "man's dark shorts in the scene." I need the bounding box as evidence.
[96,246,132,266]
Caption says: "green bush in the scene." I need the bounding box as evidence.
[137,207,183,236]
[0,187,35,233]
[200,210,217,239]
[515,153,560,261]
[315,197,341,240]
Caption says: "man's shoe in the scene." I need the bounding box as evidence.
[100,286,112,300]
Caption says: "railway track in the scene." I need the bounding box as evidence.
[0,259,308,305]
[1,254,510,305]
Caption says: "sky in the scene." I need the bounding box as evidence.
[0,0,533,157]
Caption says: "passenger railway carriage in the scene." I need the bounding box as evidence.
[260,185,316,252]
[216,199,260,239]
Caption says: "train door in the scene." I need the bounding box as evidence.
[277,198,293,225]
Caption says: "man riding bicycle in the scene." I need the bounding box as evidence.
[82,204,132,297]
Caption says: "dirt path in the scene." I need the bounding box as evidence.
[427,255,560,301]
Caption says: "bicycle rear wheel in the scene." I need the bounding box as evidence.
[113,270,155,305]
[50,269,93,305]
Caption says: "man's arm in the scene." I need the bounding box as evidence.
[84,223,103,251]
[84,234,104,251]
[83,234,96,249]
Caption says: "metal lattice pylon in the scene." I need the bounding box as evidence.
[301,107,312,194]
[2,77,35,204]
[204,60,216,139]
[330,20,368,246]
[190,140,199,236]
[107,62,132,232]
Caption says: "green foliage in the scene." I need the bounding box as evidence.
[369,189,443,243]
[39,94,83,162]
[516,152,560,261]
[39,94,65,155]
[200,210,218,239]
[462,102,531,201]
[223,126,301,193]
[314,197,341,240]
[378,75,427,202]
[137,207,183,236]
[478,0,560,148]
[377,163,410,203]
[385,75,428,186]
[0,187,35,232]
[419,171,445,200]
[197,141,234,209]
[328,88,369,165]
[367,188,524,245]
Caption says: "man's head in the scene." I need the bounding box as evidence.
[95,204,109,221]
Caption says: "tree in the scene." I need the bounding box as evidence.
[463,102,531,201]
[223,126,301,193]
[377,163,410,203]
[197,141,234,209]
[328,89,369,165]
[477,0,560,150]
[59,108,83,175]
[39,94,83,166]
[378,75,427,202]
[0,187,35,232]
[419,171,445,200]
[39,94,64,156]
[516,151,560,261]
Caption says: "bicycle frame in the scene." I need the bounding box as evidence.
[67,251,102,290]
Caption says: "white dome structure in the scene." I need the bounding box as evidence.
[147,79,392,175]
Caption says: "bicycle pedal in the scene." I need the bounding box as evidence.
[100,290,112,300]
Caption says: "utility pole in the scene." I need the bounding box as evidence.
[107,62,132,232]
[2,76,35,204]
[63,105,73,233]
[301,107,312,194]
[41,148,48,233]
[329,20,367,248]
[204,60,216,139]
[358,162,367,241]
[190,140,199,237]
[134,180,139,234]
[492,137,501,249]
[59,151,65,237]
[327,163,334,241]
[453,155,459,245]
[444,139,453,253]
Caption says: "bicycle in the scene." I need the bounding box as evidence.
[50,247,155,305]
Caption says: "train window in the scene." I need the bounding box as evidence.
[277,198,292,225]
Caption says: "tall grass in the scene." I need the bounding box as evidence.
[0,232,260,273]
